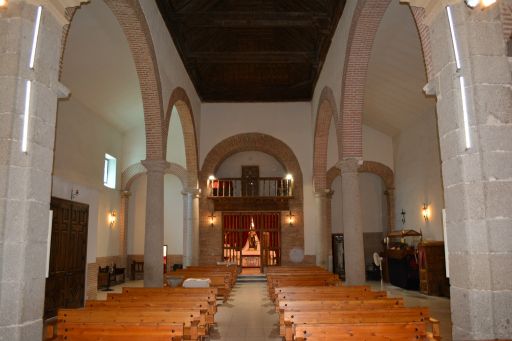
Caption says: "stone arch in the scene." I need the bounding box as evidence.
[339,0,433,159]
[165,87,199,189]
[313,86,340,191]
[60,0,165,160]
[327,161,395,232]
[122,162,188,191]
[199,133,305,265]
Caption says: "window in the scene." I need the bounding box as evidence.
[103,153,117,189]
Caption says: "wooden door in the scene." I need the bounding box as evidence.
[44,197,88,318]
[241,166,259,196]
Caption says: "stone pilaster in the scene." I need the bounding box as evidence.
[337,159,366,285]
[118,190,131,268]
[314,190,333,270]
[141,159,169,287]
[427,3,512,340]
[182,188,200,267]
[384,188,395,232]
[0,2,68,339]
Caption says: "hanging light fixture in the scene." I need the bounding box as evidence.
[0,0,8,11]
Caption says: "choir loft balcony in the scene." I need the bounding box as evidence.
[207,175,293,211]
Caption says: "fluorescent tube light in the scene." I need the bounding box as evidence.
[29,6,42,69]
[459,76,472,149]
[22,80,32,153]
[446,6,461,70]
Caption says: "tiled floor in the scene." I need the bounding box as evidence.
[96,279,452,341]
[210,282,282,341]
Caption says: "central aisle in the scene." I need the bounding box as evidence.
[211,282,282,341]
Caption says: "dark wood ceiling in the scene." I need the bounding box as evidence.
[156,0,346,102]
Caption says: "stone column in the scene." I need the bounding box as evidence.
[314,189,333,269]
[0,2,71,339]
[118,190,131,268]
[426,3,512,340]
[142,160,169,287]
[182,188,200,267]
[337,159,365,285]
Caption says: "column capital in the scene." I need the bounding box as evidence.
[336,158,363,174]
[121,190,131,198]
[142,159,170,173]
[12,0,89,27]
[181,188,200,197]
[314,189,334,199]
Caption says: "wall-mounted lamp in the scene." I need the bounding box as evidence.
[422,203,430,222]
[208,210,216,227]
[0,0,8,11]
[464,0,496,8]
[70,189,80,200]
[287,211,295,226]
[108,210,117,228]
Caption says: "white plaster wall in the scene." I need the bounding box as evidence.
[126,173,185,256]
[311,0,358,130]
[216,151,285,178]
[363,125,394,171]
[139,0,201,142]
[53,97,123,260]
[164,174,184,255]
[330,173,385,235]
[359,173,385,233]
[200,102,316,255]
[393,111,445,241]
[122,126,146,171]
[166,107,187,168]
[127,175,146,254]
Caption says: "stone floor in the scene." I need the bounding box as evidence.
[96,280,452,341]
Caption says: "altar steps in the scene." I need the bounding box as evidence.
[237,274,267,283]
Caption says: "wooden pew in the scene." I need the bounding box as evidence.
[293,322,435,340]
[58,308,201,340]
[272,285,377,303]
[282,307,439,341]
[268,277,341,297]
[108,292,217,316]
[169,270,232,301]
[277,298,405,331]
[57,322,183,341]
[86,299,213,326]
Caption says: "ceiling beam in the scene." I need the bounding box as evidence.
[186,51,316,64]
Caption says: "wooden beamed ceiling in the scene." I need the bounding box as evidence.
[156,0,346,102]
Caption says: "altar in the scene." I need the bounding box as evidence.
[241,228,261,267]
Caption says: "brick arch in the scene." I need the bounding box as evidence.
[327,161,395,231]
[165,87,199,189]
[339,0,432,159]
[60,0,165,160]
[199,133,305,265]
[313,86,340,191]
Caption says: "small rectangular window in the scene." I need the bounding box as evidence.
[103,153,117,189]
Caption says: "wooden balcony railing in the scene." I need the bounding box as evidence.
[207,177,293,198]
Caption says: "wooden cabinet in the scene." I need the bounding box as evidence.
[418,241,450,297]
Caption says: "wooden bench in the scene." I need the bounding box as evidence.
[57,322,183,341]
[108,292,217,315]
[86,299,213,326]
[58,308,200,340]
[282,307,439,341]
[293,322,435,340]
[169,270,232,301]
[278,298,405,330]
[272,285,371,302]
[268,277,341,297]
